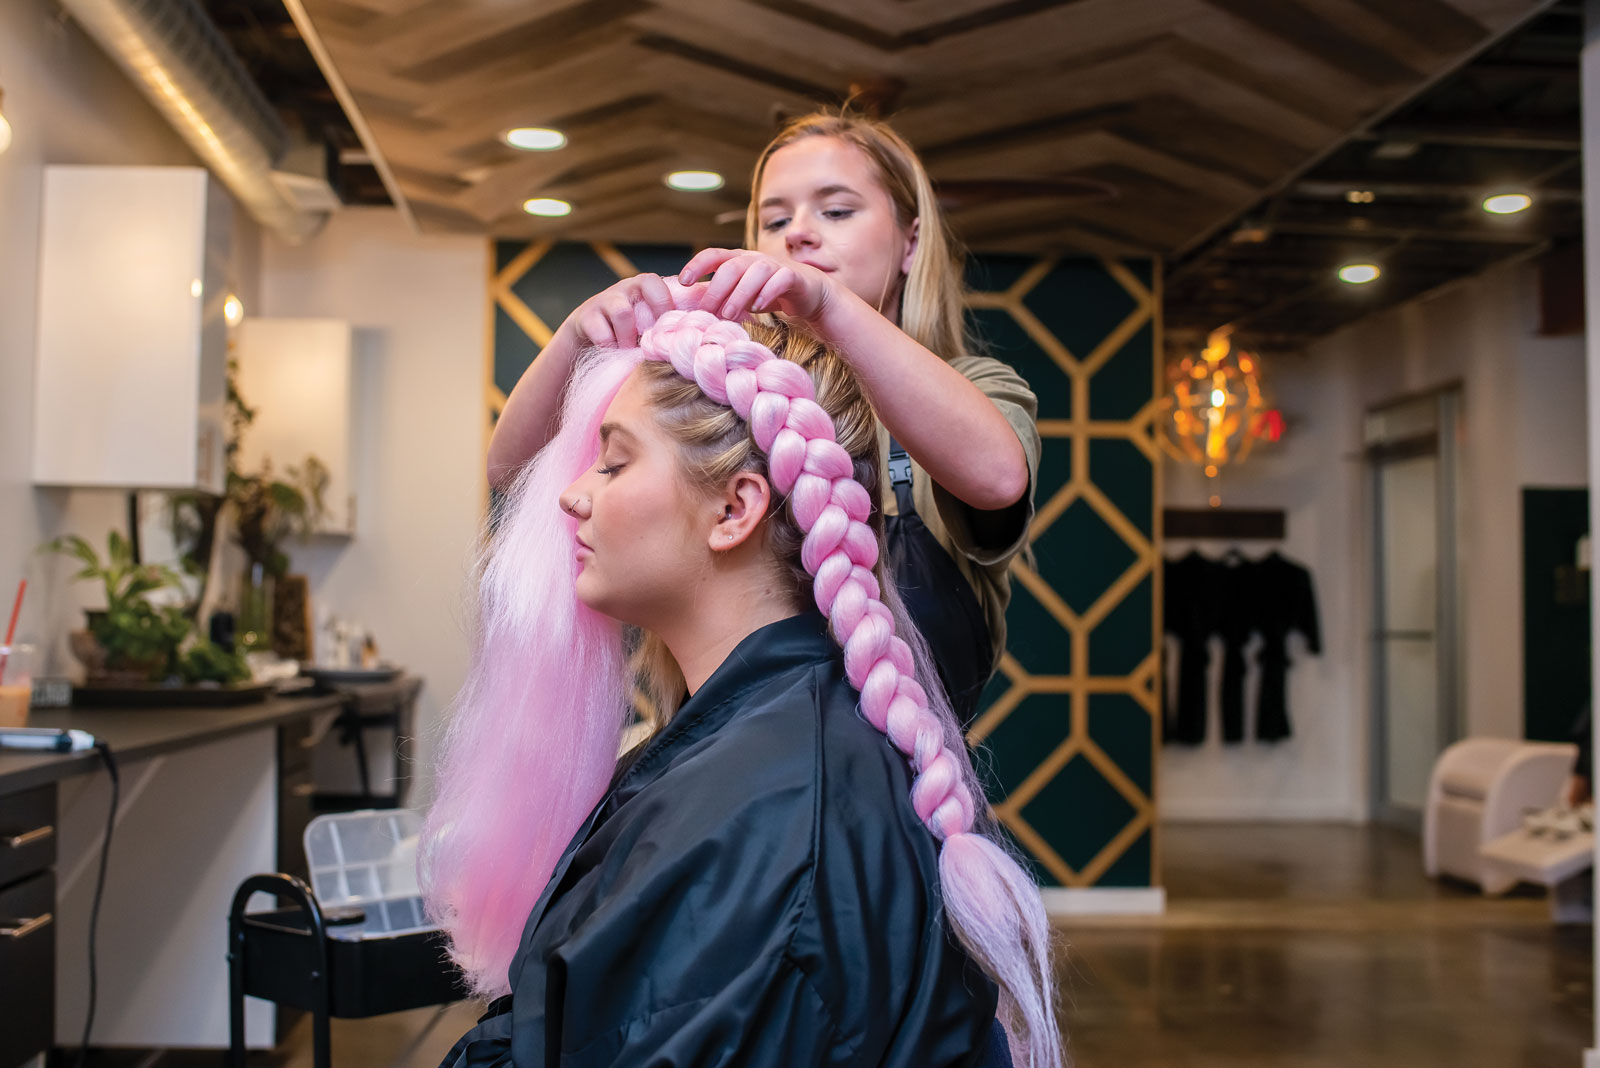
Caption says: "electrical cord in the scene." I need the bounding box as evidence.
[73,742,119,1068]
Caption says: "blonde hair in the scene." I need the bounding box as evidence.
[745,111,972,362]
[631,322,879,721]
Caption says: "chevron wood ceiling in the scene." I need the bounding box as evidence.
[289,0,1548,254]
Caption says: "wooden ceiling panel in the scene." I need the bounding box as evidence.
[294,0,1546,250]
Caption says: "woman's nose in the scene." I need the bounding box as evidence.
[559,485,591,519]
[785,222,818,254]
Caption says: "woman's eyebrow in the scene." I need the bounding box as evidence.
[758,183,861,210]
[598,422,636,446]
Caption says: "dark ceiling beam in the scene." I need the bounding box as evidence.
[1295,178,1583,200]
[1463,60,1579,81]
[1263,220,1553,245]
[1356,122,1579,152]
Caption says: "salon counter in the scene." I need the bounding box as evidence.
[0,692,345,795]
[0,690,353,1063]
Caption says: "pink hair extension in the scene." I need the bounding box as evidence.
[639,309,1063,1068]
[419,348,642,997]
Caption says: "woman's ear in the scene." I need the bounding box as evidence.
[901,217,920,276]
[709,471,773,551]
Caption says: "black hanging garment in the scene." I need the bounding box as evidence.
[1215,550,1255,744]
[1250,551,1321,742]
[883,438,995,730]
[1162,551,1220,746]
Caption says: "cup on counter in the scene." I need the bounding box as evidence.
[0,643,36,728]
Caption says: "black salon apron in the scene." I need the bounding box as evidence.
[884,439,995,730]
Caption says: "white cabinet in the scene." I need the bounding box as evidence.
[32,166,231,493]
[233,318,357,536]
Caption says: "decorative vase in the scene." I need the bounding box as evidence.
[238,564,276,653]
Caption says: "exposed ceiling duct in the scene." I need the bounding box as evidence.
[58,0,329,243]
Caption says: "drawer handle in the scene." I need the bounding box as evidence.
[4,826,53,849]
[0,912,52,939]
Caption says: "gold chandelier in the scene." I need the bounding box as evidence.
[1159,329,1280,479]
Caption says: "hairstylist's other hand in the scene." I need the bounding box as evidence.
[567,273,679,350]
[678,249,831,324]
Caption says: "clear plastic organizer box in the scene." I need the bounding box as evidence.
[303,809,432,941]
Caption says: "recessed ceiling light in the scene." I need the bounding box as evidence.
[665,170,725,192]
[503,127,566,151]
[1338,263,1381,285]
[1483,192,1532,215]
[523,197,572,217]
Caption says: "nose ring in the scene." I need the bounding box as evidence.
[563,495,588,517]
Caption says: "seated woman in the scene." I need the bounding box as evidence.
[421,306,1062,1068]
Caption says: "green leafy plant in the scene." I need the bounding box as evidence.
[177,638,250,685]
[44,532,192,680]
[170,358,328,592]
[231,455,329,579]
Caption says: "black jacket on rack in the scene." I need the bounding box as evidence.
[1250,551,1322,741]
[1163,551,1222,745]
[1163,550,1321,745]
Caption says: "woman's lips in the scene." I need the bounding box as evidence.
[575,534,593,560]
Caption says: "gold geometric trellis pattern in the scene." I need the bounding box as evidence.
[963,257,1162,888]
[486,241,1163,889]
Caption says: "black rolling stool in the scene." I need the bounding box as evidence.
[227,811,464,1068]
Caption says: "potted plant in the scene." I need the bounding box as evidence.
[170,357,327,651]
[43,531,248,685]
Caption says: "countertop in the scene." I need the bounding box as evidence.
[0,692,345,795]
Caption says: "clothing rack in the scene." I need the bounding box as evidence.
[1163,507,1286,541]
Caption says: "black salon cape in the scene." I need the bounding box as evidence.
[435,612,999,1068]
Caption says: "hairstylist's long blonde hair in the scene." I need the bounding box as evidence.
[746,111,972,363]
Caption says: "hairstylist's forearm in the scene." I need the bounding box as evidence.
[487,321,581,490]
[812,287,1028,512]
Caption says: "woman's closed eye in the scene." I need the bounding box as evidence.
[761,215,790,233]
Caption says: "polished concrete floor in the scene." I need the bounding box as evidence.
[1062,823,1591,1067]
[216,822,1589,1068]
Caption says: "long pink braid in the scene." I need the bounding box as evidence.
[640,308,1063,1068]
[420,351,641,997]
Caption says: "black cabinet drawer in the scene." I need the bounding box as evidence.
[0,870,55,1068]
[0,783,56,890]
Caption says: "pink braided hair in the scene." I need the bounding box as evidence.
[640,308,1062,1067]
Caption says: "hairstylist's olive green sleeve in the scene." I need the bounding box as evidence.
[878,353,1041,673]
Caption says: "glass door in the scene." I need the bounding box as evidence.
[1367,390,1461,828]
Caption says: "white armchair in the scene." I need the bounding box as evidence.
[1423,738,1578,895]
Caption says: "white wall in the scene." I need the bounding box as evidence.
[259,209,486,801]
[1161,258,1588,822]
[0,0,260,664]
[1161,346,1366,820]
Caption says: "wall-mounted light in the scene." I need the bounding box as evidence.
[0,89,12,155]
[1482,192,1532,215]
[503,127,566,151]
[224,294,244,327]
[1338,263,1381,285]
[665,170,725,192]
[522,197,572,217]
[1345,190,1375,204]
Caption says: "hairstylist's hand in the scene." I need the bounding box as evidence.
[679,249,832,324]
[566,273,678,350]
